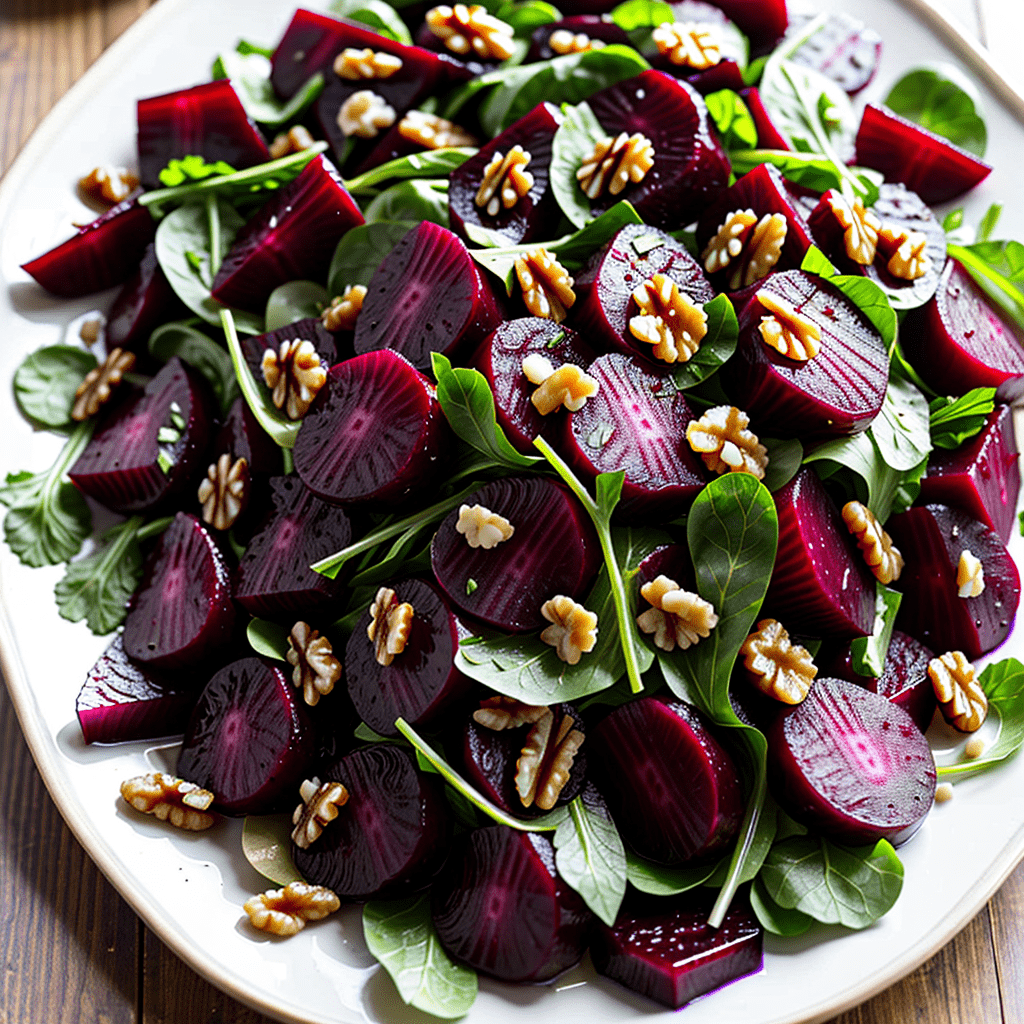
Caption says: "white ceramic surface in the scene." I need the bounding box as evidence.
[2,2,1024,1022]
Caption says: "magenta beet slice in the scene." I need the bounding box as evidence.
[706,0,787,51]
[855,104,992,204]
[683,60,746,95]
[740,88,790,149]
[234,475,352,617]
[767,677,936,846]
[105,242,181,353]
[431,476,600,632]
[722,270,889,439]
[919,404,1021,543]
[353,221,503,371]
[136,80,270,189]
[77,633,198,744]
[901,258,1024,402]
[69,356,213,514]
[766,469,876,639]
[592,890,762,1009]
[21,195,155,298]
[122,512,235,670]
[214,397,284,479]
[785,11,882,94]
[177,657,315,815]
[293,350,446,505]
[241,317,340,383]
[886,503,1020,659]
[590,696,743,865]
[564,353,708,521]
[432,826,591,982]
[528,16,630,60]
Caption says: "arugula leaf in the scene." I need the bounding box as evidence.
[761,437,803,492]
[550,101,607,228]
[148,320,240,414]
[850,583,901,678]
[884,66,987,157]
[214,47,326,125]
[729,149,882,203]
[241,814,305,885]
[750,876,813,936]
[158,155,236,187]
[364,179,449,227]
[328,0,413,43]
[326,221,417,295]
[928,387,996,449]
[343,148,477,195]
[705,89,758,151]
[871,377,932,472]
[247,617,290,661]
[664,293,738,391]
[625,850,721,895]
[13,345,97,428]
[265,280,330,331]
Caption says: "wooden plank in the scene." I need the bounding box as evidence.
[989,859,1024,1024]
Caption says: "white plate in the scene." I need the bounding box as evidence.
[2,1,1024,1022]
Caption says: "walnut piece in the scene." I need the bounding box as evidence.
[475,146,535,217]
[514,248,576,323]
[929,650,988,732]
[287,621,342,707]
[244,881,341,936]
[686,405,768,479]
[79,165,139,205]
[261,339,327,420]
[826,192,881,265]
[521,353,599,414]
[321,284,367,332]
[757,290,822,361]
[576,132,655,200]
[700,211,786,291]
[337,89,396,138]
[549,29,605,54]
[291,777,350,849]
[197,454,249,531]
[367,587,415,666]
[701,209,758,274]
[651,21,722,69]
[636,575,719,652]
[740,619,817,704]
[515,708,585,810]
[629,274,708,363]
[399,110,478,149]
[841,501,904,585]
[473,695,549,730]
[540,595,598,665]
[333,47,403,81]
[71,347,135,421]
[425,4,515,60]
[268,125,316,159]
[957,548,985,598]
[120,772,216,831]
[878,224,930,281]
[456,503,515,549]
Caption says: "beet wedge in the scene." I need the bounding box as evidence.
[105,242,181,353]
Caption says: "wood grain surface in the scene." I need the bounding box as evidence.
[1,1,1023,1022]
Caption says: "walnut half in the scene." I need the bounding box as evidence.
[521,354,598,414]
[291,777,349,849]
[120,772,216,831]
[636,575,718,652]
[514,248,576,323]
[455,503,514,549]
[740,619,817,704]
[540,595,598,665]
[686,405,768,479]
[72,348,136,421]
[576,132,654,200]
[261,339,327,420]
[367,587,414,666]
[515,707,585,810]
[244,882,340,936]
[629,274,708,364]
[929,651,987,732]
[286,621,342,706]
[841,501,904,585]
[197,454,250,531]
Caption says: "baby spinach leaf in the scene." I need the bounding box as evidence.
[13,345,97,428]
[327,221,417,295]
[214,47,326,126]
[554,794,627,926]
[550,200,642,268]
[610,0,672,29]
[928,387,997,449]
[625,850,722,895]
[364,178,449,227]
[328,0,413,43]
[884,65,987,157]
[663,293,738,391]
[705,89,758,151]
[247,618,290,661]
[497,0,562,34]
[241,814,305,885]
[761,437,803,492]
[344,148,477,195]
[148,320,240,414]
[871,377,932,472]
[850,583,901,679]
[750,877,813,936]
[550,101,607,228]
[264,280,330,331]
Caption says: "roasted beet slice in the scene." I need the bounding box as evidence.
[766,469,876,639]
[589,696,743,865]
[740,87,790,149]
[855,104,992,204]
[353,221,503,371]
[767,677,936,846]
[431,476,600,632]
[21,195,155,298]
[432,826,591,982]
[708,0,787,51]
[785,11,882,94]
[177,657,315,816]
[137,79,270,189]
[122,512,235,670]
[214,397,284,479]
[104,242,181,353]
[528,16,630,60]
[69,357,213,514]
[683,60,746,95]
[886,503,1020,659]
[592,889,763,1009]
[292,743,451,899]
[240,317,340,383]
[293,350,446,505]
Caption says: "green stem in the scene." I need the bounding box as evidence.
[343,146,476,194]
[206,194,222,279]
[708,764,766,928]
[136,516,174,542]
[50,420,96,491]
[948,243,1024,320]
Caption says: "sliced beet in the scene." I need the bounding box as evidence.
[293,350,446,505]
[431,826,591,982]
[766,469,876,639]
[785,11,882,94]
[766,677,936,846]
[528,16,630,61]
[353,221,503,371]
[292,743,451,899]
[122,512,236,670]
[241,317,340,383]
[705,0,787,51]
[589,696,743,865]
[885,503,1020,659]
[683,60,746,95]
[214,397,284,479]
[855,103,992,204]
[740,87,790,149]
[69,357,213,514]
[430,476,600,632]
[104,242,181,353]
[177,656,315,815]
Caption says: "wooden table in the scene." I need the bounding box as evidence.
[1,0,1023,1021]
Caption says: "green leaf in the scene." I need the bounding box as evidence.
[750,876,813,936]
[498,0,562,34]
[729,149,882,202]
[327,0,413,42]
[554,794,627,926]
[247,618,290,661]
[148,320,241,414]
[158,154,236,187]
[929,387,997,449]
[850,583,902,679]
[549,100,607,228]
[625,850,721,895]
[871,377,932,472]
[343,148,477,195]
[761,437,803,492]
[548,200,643,269]
[364,178,449,227]
[884,65,987,157]
[363,896,477,1019]
[664,293,738,391]
[610,0,672,30]
[978,203,1002,243]
[948,240,1024,333]
[214,47,326,125]
[13,345,97,428]
[241,814,305,885]
[705,89,758,151]
[804,431,902,523]
[265,280,330,331]
[326,221,417,295]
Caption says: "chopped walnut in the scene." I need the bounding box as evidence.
[540,595,598,665]
[521,353,599,414]
[71,347,135,421]
[475,146,535,217]
[455,503,514,549]
[473,695,549,730]
[636,575,719,652]
[701,209,758,274]
[651,21,722,69]
[79,165,140,205]
[515,707,585,810]
[740,618,817,704]
[398,110,478,149]
[321,284,367,332]
[549,29,605,54]
[878,224,930,281]
[841,501,904,585]
[367,587,415,666]
[268,125,316,159]
[333,47,403,81]
[734,213,787,290]
[576,132,655,200]
[120,772,216,831]
[261,339,327,420]
[425,4,515,60]
[929,651,988,732]
[244,881,340,936]
[337,90,396,138]
[514,248,576,323]
[957,549,985,598]
[197,454,250,531]
[291,777,350,849]
[757,290,822,362]
[826,192,881,265]
[286,621,342,707]
[79,317,103,346]
[629,274,708,363]
[686,405,768,479]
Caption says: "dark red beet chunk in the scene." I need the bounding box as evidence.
[592,890,763,1009]
[214,397,284,479]
[709,0,787,50]
[105,242,180,353]
[177,657,315,816]
[123,512,235,671]
[293,744,451,899]
[767,469,876,639]
[767,677,936,846]
[683,60,746,95]
[293,350,446,505]
[431,476,600,632]
[740,87,790,149]
[432,827,591,982]
[590,696,743,865]
[886,503,1020,659]
[528,16,630,60]
[785,11,882,94]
